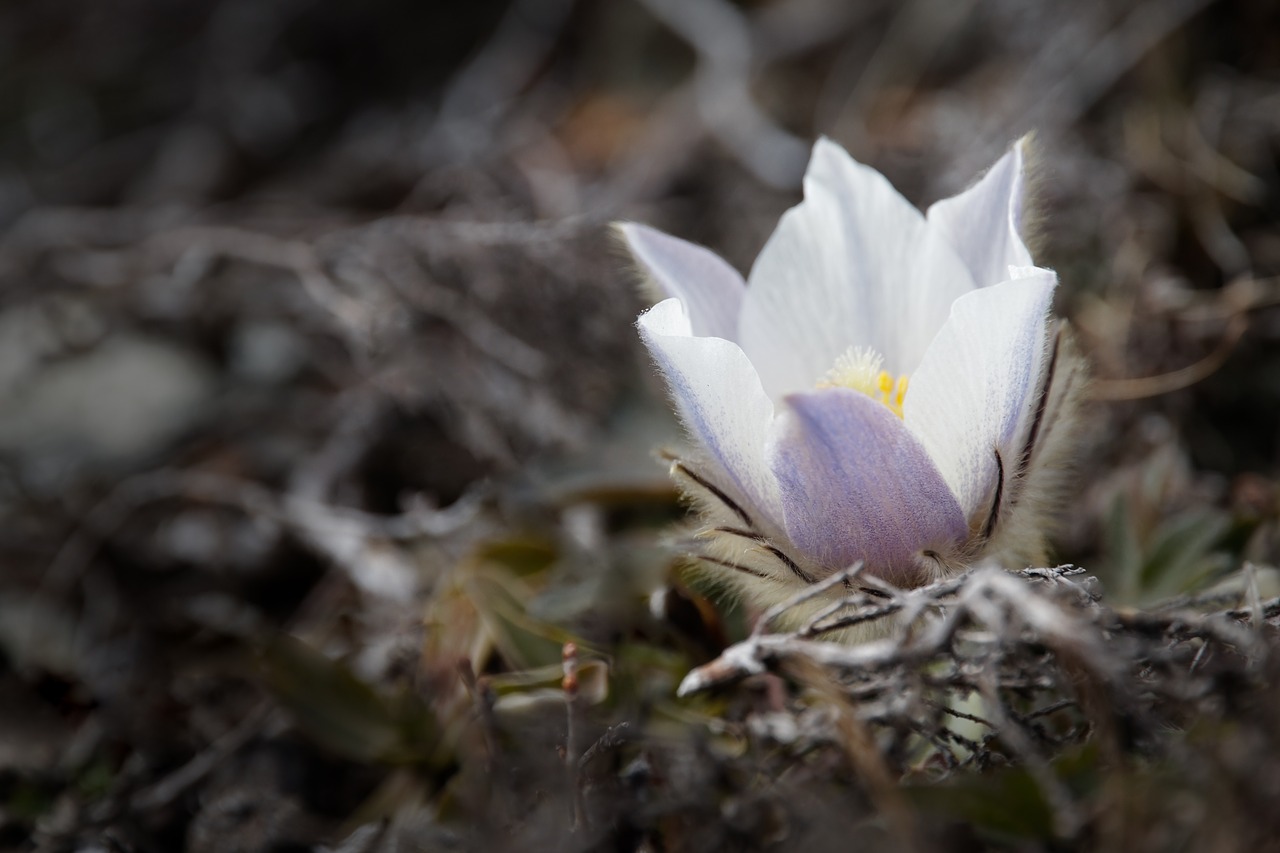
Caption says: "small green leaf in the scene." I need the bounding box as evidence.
[1140,511,1232,598]
[474,536,558,576]
[261,635,441,765]
[907,765,1055,840]
[467,570,582,670]
[487,659,609,704]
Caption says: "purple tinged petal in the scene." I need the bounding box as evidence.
[768,388,969,582]
[926,140,1035,289]
[619,222,746,342]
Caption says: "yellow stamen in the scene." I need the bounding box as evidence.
[817,346,909,418]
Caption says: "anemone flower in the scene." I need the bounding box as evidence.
[621,138,1083,615]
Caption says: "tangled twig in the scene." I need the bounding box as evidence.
[678,564,1277,841]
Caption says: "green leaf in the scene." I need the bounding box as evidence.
[486,659,609,704]
[1139,511,1232,598]
[473,536,558,577]
[261,635,441,765]
[1104,494,1145,600]
[467,569,582,670]
[907,765,1055,840]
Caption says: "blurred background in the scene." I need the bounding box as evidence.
[1,0,1278,850]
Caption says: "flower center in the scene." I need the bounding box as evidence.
[817,346,909,418]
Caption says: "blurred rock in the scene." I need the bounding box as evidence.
[0,333,217,480]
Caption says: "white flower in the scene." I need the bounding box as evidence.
[622,138,1082,603]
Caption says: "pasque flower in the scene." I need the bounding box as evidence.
[622,139,1082,608]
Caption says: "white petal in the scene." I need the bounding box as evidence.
[738,138,976,398]
[619,222,745,341]
[638,298,781,524]
[926,140,1035,289]
[769,388,969,581]
[903,269,1057,521]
